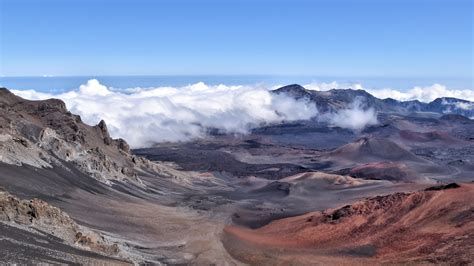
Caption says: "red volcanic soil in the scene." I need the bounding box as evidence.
[224,183,474,265]
[399,130,461,144]
[348,162,419,182]
[329,137,423,163]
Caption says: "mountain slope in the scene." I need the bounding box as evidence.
[224,183,474,265]
[0,87,149,184]
[0,87,241,264]
[273,84,474,117]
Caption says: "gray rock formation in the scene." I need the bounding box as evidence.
[0,88,149,184]
[0,187,120,256]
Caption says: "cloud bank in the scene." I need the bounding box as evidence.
[11,80,472,147]
[453,101,473,110]
[367,84,474,103]
[13,80,318,147]
[323,98,378,131]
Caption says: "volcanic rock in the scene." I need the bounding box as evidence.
[224,183,474,264]
[0,88,152,183]
[0,188,120,256]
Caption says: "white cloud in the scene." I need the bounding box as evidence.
[79,79,111,96]
[322,97,378,130]
[367,84,474,102]
[10,89,52,100]
[13,80,318,147]
[454,101,473,110]
[11,80,473,147]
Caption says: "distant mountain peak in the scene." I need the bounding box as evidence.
[272,84,473,118]
[273,84,311,99]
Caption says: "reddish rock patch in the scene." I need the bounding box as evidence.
[224,183,474,264]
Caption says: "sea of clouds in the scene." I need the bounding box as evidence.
[11,80,473,147]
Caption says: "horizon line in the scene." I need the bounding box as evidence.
[1,74,472,79]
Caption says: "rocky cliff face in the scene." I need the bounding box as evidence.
[0,88,149,184]
[0,187,120,256]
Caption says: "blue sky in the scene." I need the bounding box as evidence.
[0,0,472,77]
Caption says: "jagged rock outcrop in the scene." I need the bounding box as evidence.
[0,188,120,256]
[0,87,149,184]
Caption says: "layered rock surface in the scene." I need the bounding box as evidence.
[0,87,149,184]
[0,187,124,262]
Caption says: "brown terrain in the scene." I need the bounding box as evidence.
[224,183,474,265]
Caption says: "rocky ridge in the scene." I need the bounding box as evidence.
[0,87,155,184]
[0,187,121,256]
[273,84,474,117]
